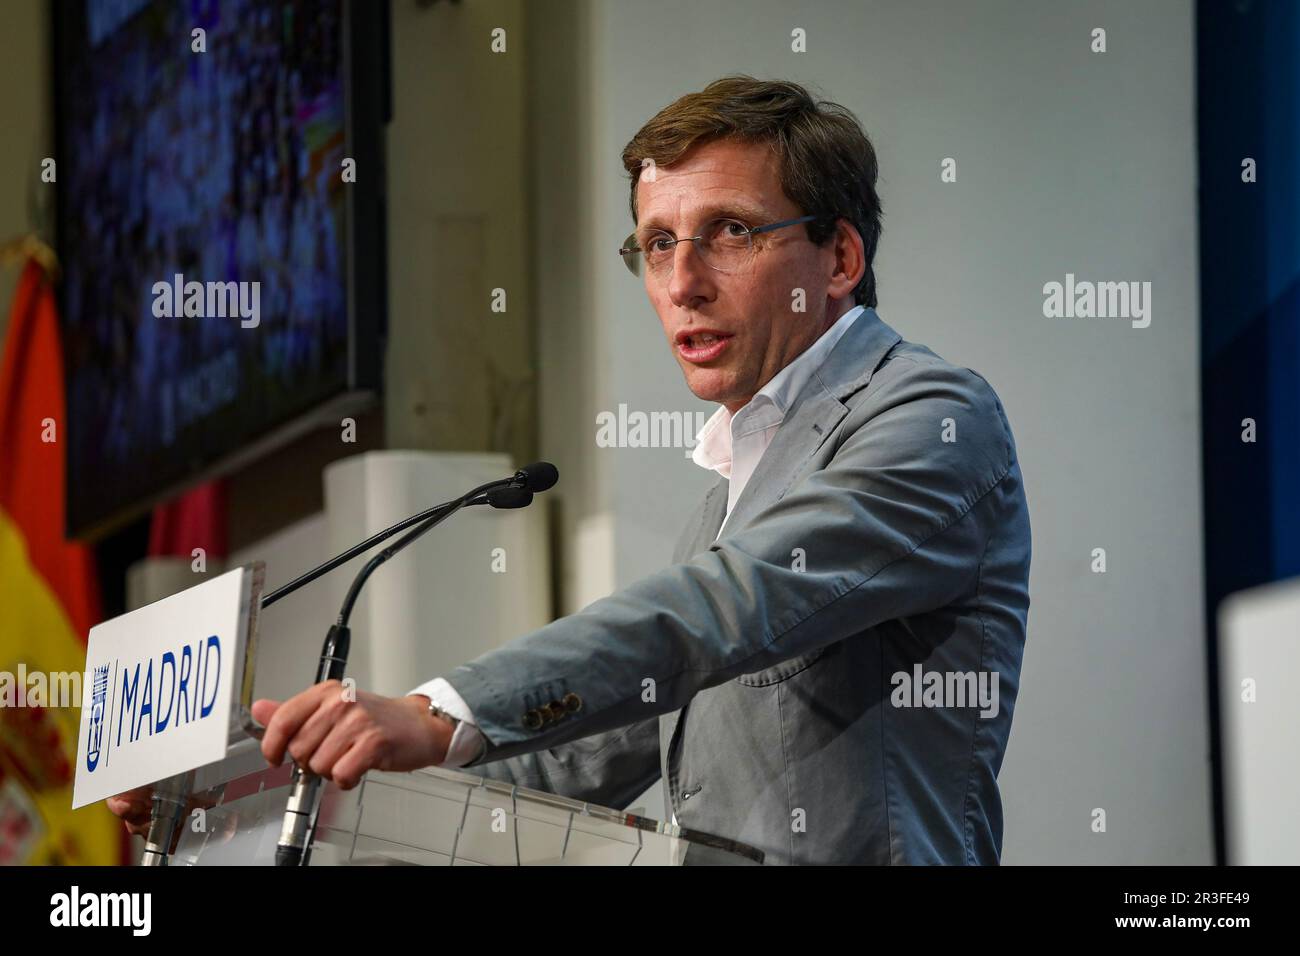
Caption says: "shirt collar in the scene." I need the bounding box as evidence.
[691,304,866,476]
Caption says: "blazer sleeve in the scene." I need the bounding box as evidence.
[445,360,1017,765]
[456,716,662,810]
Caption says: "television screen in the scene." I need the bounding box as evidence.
[55,0,386,538]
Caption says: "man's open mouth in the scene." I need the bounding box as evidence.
[676,330,734,362]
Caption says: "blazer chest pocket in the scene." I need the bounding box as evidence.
[735,644,832,687]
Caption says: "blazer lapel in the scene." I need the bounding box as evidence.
[673,477,729,562]
[662,309,902,771]
[662,477,727,758]
[718,308,902,539]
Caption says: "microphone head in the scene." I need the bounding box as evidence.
[515,461,559,493]
[485,487,534,509]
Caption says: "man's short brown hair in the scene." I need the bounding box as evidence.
[621,75,883,308]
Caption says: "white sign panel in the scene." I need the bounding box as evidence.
[1219,575,1300,864]
[72,564,264,809]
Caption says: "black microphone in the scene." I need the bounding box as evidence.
[485,486,534,509]
[512,461,559,493]
[273,466,552,866]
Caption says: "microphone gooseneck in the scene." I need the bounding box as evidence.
[273,464,555,866]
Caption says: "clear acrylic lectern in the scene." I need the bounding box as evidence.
[168,761,763,866]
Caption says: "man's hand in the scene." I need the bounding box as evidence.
[104,787,214,845]
[103,684,445,838]
[105,786,154,838]
[252,681,453,790]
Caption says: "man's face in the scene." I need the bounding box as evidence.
[634,137,849,412]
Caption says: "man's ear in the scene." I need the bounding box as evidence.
[828,220,866,300]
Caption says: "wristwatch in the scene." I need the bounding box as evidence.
[423,697,461,732]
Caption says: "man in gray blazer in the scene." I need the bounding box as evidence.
[113,77,1031,866]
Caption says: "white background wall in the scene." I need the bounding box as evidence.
[527,0,1209,863]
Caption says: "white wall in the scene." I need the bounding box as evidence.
[320,451,552,698]
[385,0,536,464]
[226,452,551,703]
[527,0,1209,863]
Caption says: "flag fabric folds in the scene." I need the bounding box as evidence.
[0,260,123,865]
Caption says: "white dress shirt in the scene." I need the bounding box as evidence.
[408,305,867,770]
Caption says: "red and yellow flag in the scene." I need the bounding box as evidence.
[0,260,123,864]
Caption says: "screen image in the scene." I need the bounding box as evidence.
[56,0,377,537]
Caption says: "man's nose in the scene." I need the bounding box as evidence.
[667,238,715,309]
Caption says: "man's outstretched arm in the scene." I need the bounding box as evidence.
[202,362,1015,796]
[448,361,1017,764]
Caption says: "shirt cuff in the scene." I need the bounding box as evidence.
[407,677,486,768]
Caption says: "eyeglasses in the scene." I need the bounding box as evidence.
[619,214,826,278]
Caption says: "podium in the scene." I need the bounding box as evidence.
[169,760,763,866]
[75,542,763,866]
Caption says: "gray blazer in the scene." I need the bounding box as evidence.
[449,308,1031,865]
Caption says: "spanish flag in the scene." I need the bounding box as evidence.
[0,260,123,864]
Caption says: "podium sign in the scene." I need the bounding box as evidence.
[71,563,265,809]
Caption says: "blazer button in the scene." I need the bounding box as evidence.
[562,692,582,714]
[522,709,543,730]
[546,700,566,722]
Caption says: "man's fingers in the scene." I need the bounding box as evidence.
[107,796,149,820]
[108,802,150,827]
[250,698,280,728]
[288,695,353,767]
[259,685,331,765]
[108,785,152,809]
[107,792,153,838]
[107,787,154,826]
[259,681,347,766]
[330,737,372,791]
[306,713,366,779]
